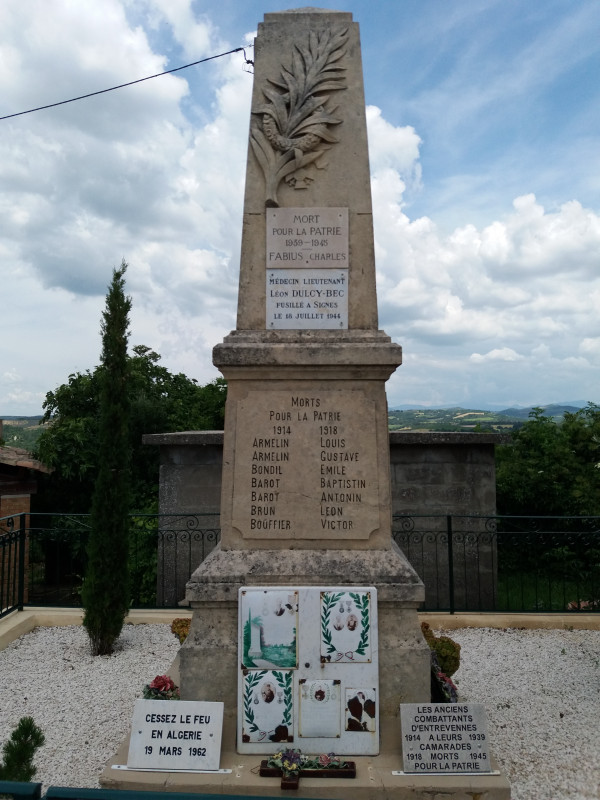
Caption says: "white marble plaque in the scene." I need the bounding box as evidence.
[127,699,223,771]
[266,207,348,267]
[400,703,492,774]
[238,586,379,756]
[266,268,348,329]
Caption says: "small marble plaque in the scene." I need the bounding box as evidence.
[127,699,223,771]
[266,207,348,268]
[266,268,348,329]
[400,703,492,774]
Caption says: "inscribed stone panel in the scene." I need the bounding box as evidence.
[231,390,380,541]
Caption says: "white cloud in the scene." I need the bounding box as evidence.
[2,370,20,384]
[1,1,599,415]
[470,348,524,364]
[366,105,422,193]
[133,0,217,60]
[579,338,600,363]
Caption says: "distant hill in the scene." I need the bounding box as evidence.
[495,404,584,420]
[2,415,44,421]
[388,403,589,432]
[1,416,45,450]
[1,404,592,443]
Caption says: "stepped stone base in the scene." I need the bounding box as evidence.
[179,543,430,718]
[100,717,511,799]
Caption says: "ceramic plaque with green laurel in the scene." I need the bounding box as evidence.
[320,590,371,663]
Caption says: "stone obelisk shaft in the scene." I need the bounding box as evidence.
[182,8,428,720]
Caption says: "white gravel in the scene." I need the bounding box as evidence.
[0,624,180,790]
[449,626,600,800]
[1,624,599,799]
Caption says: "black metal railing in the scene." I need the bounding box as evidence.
[1,513,220,614]
[0,513,27,617]
[392,514,600,613]
[2,513,599,615]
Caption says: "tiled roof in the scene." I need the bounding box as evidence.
[0,446,51,474]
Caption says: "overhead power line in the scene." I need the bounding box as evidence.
[0,46,253,122]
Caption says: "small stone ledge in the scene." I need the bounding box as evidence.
[185,543,425,605]
[142,431,224,446]
[143,430,510,447]
[390,431,511,445]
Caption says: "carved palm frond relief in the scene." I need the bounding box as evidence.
[251,27,348,206]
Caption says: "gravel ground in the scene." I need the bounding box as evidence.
[0,624,181,790]
[450,626,600,800]
[1,624,599,799]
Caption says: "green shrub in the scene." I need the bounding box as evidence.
[421,622,461,677]
[0,717,45,782]
[171,617,191,643]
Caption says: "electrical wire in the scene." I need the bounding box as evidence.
[0,46,253,122]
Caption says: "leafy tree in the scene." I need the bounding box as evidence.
[82,261,131,655]
[0,716,45,782]
[496,403,600,516]
[34,350,226,514]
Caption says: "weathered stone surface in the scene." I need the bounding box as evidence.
[218,377,396,551]
[182,544,429,715]
[143,430,508,606]
[180,6,429,735]
[236,10,378,331]
[186,543,424,599]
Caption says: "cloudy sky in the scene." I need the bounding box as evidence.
[2,0,599,416]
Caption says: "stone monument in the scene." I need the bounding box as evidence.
[180,6,429,724]
[102,10,510,797]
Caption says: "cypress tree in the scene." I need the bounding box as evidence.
[82,261,132,655]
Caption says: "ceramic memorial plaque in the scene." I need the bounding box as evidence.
[240,588,299,669]
[298,679,341,738]
[345,688,377,733]
[320,590,372,663]
[241,669,294,744]
[237,585,379,756]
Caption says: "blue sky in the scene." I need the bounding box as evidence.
[1,0,599,415]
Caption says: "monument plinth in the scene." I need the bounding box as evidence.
[181,7,429,721]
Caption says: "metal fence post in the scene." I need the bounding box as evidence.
[17,513,26,611]
[447,514,455,614]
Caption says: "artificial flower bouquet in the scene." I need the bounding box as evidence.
[261,748,355,788]
[142,674,180,700]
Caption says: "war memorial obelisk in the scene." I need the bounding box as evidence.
[102,10,510,798]
[181,6,429,722]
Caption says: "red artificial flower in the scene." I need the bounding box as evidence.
[149,675,174,692]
